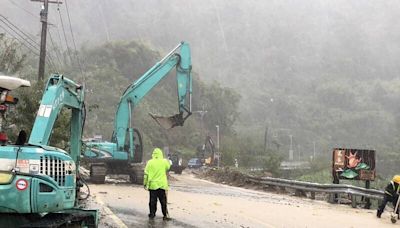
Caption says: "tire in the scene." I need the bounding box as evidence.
[175,168,183,174]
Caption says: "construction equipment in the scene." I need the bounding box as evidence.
[0,74,98,227]
[197,135,217,166]
[168,152,185,174]
[83,42,192,184]
[0,76,31,145]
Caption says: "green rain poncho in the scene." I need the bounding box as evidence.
[144,148,171,190]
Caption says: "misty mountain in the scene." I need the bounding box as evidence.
[2,0,400,164]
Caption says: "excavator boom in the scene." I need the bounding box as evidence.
[84,42,193,185]
[112,42,192,152]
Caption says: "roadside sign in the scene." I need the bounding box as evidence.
[332,148,376,181]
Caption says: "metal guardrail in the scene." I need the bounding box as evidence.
[245,175,385,200]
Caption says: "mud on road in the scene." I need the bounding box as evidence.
[88,172,397,228]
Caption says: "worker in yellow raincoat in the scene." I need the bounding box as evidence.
[144,148,171,220]
[377,175,400,218]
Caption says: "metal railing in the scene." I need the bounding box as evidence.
[245,175,384,200]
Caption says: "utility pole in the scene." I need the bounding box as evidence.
[31,0,61,80]
[264,126,268,153]
[216,125,220,168]
[313,141,316,159]
[297,144,301,161]
[289,134,293,161]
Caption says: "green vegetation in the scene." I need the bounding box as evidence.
[2,37,247,163]
[2,24,400,179]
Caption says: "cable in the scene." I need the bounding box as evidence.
[56,3,73,65]
[0,15,58,72]
[48,28,63,68]
[0,23,39,56]
[7,0,39,19]
[64,0,78,58]
[0,14,38,47]
[0,25,58,73]
[0,16,40,52]
[52,12,66,54]
[64,0,85,80]
[78,175,91,200]
[46,53,58,73]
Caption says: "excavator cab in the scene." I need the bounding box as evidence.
[0,76,31,145]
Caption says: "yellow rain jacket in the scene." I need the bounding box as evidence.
[144,148,170,190]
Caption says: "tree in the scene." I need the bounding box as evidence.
[0,33,26,74]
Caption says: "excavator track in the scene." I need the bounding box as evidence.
[130,163,145,184]
[90,164,107,184]
[0,210,97,228]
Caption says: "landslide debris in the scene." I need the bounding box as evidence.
[198,167,272,188]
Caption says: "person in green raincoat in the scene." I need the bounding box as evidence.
[144,148,171,220]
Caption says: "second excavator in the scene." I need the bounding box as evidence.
[83,42,192,183]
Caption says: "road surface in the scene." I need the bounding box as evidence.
[88,172,397,228]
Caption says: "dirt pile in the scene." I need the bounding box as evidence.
[199,167,289,193]
[200,167,252,187]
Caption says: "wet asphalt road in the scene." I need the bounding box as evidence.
[90,173,396,228]
[109,206,197,228]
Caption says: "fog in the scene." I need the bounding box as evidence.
[1,0,400,173]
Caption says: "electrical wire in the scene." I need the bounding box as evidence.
[51,10,66,55]
[0,23,39,56]
[0,23,58,72]
[0,15,38,46]
[64,0,85,80]
[48,28,63,68]
[7,0,39,19]
[0,14,59,72]
[0,15,40,52]
[56,3,73,65]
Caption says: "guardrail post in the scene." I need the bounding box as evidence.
[351,194,357,208]
[310,192,315,200]
[295,190,307,197]
[278,186,286,193]
[364,180,371,209]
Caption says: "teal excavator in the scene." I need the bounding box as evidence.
[0,75,98,227]
[83,42,192,183]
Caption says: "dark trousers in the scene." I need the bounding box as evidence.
[378,194,399,214]
[149,189,168,217]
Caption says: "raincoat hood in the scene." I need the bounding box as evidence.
[152,148,164,159]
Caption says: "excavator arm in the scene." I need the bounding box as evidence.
[28,74,85,162]
[112,42,192,154]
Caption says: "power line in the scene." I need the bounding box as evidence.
[48,28,63,68]
[0,25,57,72]
[0,14,59,72]
[7,0,39,19]
[48,8,66,55]
[0,23,39,56]
[0,15,40,52]
[64,0,85,78]
[56,3,73,65]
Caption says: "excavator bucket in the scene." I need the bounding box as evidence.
[149,112,185,129]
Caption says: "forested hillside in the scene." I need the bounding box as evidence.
[0,37,240,162]
[1,0,400,176]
